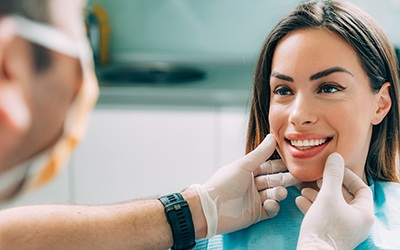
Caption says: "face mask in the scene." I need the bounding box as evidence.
[0,15,99,201]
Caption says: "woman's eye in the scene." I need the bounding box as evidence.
[318,84,343,94]
[273,86,293,96]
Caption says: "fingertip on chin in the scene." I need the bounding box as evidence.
[263,199,280,218]
[328,152,344,164]
[275,186,288,201]
[294,196,308,215]
[264,133,277,145]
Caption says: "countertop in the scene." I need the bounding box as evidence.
[96,59,256,108]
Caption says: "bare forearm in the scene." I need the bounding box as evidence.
[0,200,170,249]
[0,188,206,249]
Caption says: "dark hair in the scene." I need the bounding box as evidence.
[0,0,51,71]
[247,0,400,182]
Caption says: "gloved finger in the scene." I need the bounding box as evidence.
[253,159,287,176]
[319,152,345,196]
[343,168,373,208]
[343,167,367,195]
[255,172,300,190]
[301,187,318,203]
[317,178,354,203]
[239,134,276,172]
[262,199,280,219]
[295,196,311,215]
[316,178,322,189]
[342,185,354,203]
[259,186,288,203]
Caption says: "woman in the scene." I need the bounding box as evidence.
[222,0,400,249]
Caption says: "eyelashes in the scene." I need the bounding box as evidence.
[272,83,346,96]
[273,86,292,96]
[318,83,345,94]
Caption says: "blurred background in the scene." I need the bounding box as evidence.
[4,0,400,208]
[85,0,400,63]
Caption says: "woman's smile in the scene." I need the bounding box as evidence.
[285,136,333,159]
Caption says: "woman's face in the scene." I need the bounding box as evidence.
[268,28,389,182]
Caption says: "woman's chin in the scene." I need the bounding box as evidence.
[290,167,323,182]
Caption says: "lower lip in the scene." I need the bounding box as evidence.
[286,140,330,159]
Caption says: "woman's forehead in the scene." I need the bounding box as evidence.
[271,29,361,75]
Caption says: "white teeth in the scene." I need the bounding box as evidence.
[291,139,327,147]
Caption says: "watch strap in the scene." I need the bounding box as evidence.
[158,193,196,250]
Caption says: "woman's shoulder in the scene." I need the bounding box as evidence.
[373,179,400,194]
[371,179,400,208]
[361,180,400,249]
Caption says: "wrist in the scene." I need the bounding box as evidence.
[181,187,207,239]
[158,192,196,250]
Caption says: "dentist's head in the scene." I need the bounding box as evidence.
[0,0,98,201]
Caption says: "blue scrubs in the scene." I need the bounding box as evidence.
[194,180,400,249]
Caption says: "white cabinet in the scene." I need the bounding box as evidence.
[1,105,249,207]
[71,106,221,204]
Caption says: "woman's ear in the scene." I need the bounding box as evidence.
[372,82,392,125]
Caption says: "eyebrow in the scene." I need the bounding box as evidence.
[270,66,354,82]
[310,66,354,80]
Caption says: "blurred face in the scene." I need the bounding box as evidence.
[0,0,98,199]
[26,0,87,158]
[268,28,385,182]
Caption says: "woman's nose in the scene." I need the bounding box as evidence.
[288,94,318,127]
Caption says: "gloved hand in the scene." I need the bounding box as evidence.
[191,134,291,238]
[254,152,300,217]
[296,153,374,250]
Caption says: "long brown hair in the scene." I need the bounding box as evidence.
[247,0,400,182]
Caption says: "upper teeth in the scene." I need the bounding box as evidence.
[291,139,327,147]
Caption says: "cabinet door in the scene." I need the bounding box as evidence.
[71,107,217,205]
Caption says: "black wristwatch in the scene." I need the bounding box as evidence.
[158,193,196,250]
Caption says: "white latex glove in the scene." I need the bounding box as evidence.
[191,134,288,238]
[296,153,374,250]
[254,155,300,214]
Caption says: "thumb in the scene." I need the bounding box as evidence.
[320,152,345,195]
[240,134,276,172]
